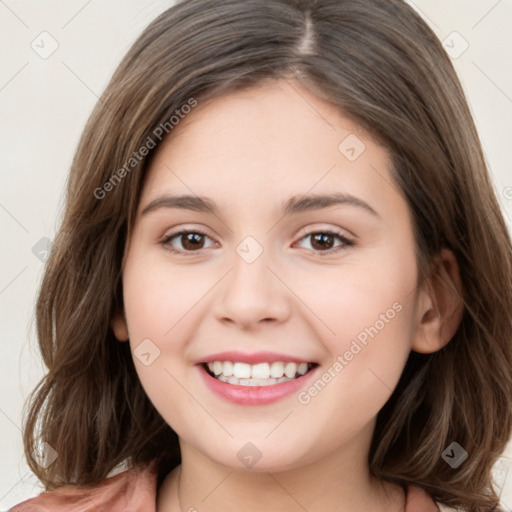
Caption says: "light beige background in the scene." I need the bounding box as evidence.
[1,0,511,509]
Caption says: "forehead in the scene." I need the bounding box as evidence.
[139,79,402,220]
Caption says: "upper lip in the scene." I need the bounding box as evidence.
[196,351,315,365]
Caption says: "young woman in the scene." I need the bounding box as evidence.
[11,0,512,510]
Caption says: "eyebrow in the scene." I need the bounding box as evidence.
[141,192,379,218]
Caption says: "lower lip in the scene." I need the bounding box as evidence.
[197,364,319,405]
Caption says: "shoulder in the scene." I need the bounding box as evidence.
[8,460,159,512]
[406,485,468,512]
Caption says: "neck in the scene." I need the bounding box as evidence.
[157,423,405,512]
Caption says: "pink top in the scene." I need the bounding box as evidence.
[10,461,441,511]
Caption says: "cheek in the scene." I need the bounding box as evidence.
[295,244,418,353]
[121,253,214,431]
[122,252,209,342]
[294,244,418,428]
[288,296,416,465]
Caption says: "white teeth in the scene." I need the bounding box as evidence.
[204,360,313,383]
[284,362,297,378]
[251,363,270,379]
[233,362,251,379]
[223,361,234,377]
[216,375,295,386]
[209,361,234,376]
[213,361,223,376]
[270,361,285,378]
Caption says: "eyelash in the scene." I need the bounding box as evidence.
[160,228,354,256]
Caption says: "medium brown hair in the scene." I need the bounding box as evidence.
[22,0,512,509]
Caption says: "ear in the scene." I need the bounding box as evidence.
[411,248,464,354]
[111,309,129,342]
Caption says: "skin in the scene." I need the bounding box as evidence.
[112,78,462,511]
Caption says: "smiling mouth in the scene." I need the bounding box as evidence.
[202,361,318,387]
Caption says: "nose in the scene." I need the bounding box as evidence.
[212,246,292,330]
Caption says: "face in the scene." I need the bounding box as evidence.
[113,78,425,472]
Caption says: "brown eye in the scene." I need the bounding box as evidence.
[179,232,206,250]
[161,230,216,254]
[310,233,335,250]
[296,230,354,255]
